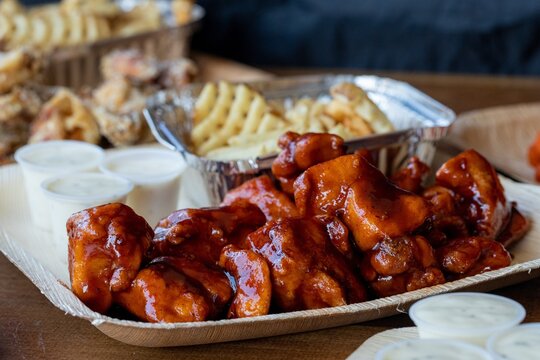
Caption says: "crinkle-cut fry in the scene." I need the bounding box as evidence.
[85,15,100,43]
[47,11,67,46]
[197,84,254,154]
[95,16,110,39]
[240,94,267,135]
[194,82,218,125]
[256,112,286,134]
[227,129,284,146]
[10,14,31,48]
[0,14,13,44]
[66,12,84,45]
[206,139,279,160]
[324,99,373,137]
[28,15,49,48]
[192,81,234,146]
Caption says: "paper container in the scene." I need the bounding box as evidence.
[1,163,540,347]
[447,103,540,184]
[144,75,456,207]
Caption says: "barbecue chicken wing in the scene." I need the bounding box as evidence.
[114,258,213,322]
[151,204,266,264]
[221,175,298,221]
[67,203,153,313]
[219,245,272,318]
[246,217,367,311]
[359,235,445,297]
[342,157,431,252]
[391,156,430,194]
[436,149,511,238]
[497,204,530,248]
[272,131,345,195]
[436,237,511,279]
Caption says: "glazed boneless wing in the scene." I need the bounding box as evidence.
[67,203,153,313]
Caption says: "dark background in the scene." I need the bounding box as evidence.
[23,0,540,74]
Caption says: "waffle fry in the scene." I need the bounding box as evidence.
[194,81,394,160]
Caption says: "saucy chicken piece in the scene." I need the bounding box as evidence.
[436,237,512,279]
[528,132,540,182]
[153,256,233,316]
[272,131,345,195]
[342,157,431,252]
[114,259,212,322]
[390,156,430,194]
[221,175,298,221]
[101,49,159,83]
[421,185,470,247]
[151,204,266,265]
[294,153,365,216]
[359,235,445,297]
[67,203,153,313]
[219,245,272,318]
[497,205,530,248]
[247,217,367,311]
[436,149,511,238]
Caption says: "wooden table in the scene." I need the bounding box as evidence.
[3,66,540,359]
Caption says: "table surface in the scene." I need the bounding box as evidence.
[3,62,540,359]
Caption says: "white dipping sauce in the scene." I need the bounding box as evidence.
[409,293,526,345]
[14,141,104,230]
[100,148,185,226]
[376,339,491,360]
[42,173,133,265]
[488,323,540,360]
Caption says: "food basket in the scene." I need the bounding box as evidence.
[144,75,456,207]
[39,1,204,89]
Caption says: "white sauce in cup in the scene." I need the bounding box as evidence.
[41,173,133,265]
[14,141,104,230]
[100,148,185,226]
[487,323,540,360]
[409,292,526,345]
[375,339,491,360]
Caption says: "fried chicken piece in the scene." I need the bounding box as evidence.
[272,131,345,195]
[247,217,367,311]
[159,58,198,90]
[29,89,100,144]
[114,260,212,323]
[436,237,511,279]
[496,204,530,248]
[67,203,153,313]
[151,204,266,265]
[219,245,271,318]
[342,157,431,252]
[0,49,42,94]
[221,175,298,221]
[528,132,540,182]
[436,149,511,238]
[359,235,445,297]
[101,49,159,83]
[391,156,430,194]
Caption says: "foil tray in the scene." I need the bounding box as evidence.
[144,75,456,207]
[39,1,204,89]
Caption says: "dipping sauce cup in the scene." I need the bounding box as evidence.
[14,141,104,230]
[374,339,492,360]
[100,148,185,226]
[409,292,526,346]
[41,173,133,265]
[487,323,540,360]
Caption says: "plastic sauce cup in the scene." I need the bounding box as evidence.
[487,323,540,360]
[41,172,133,265]
[14,141,104,230]
[100,148,185,226]
[409,292,526,346]
[375,338,492,360]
